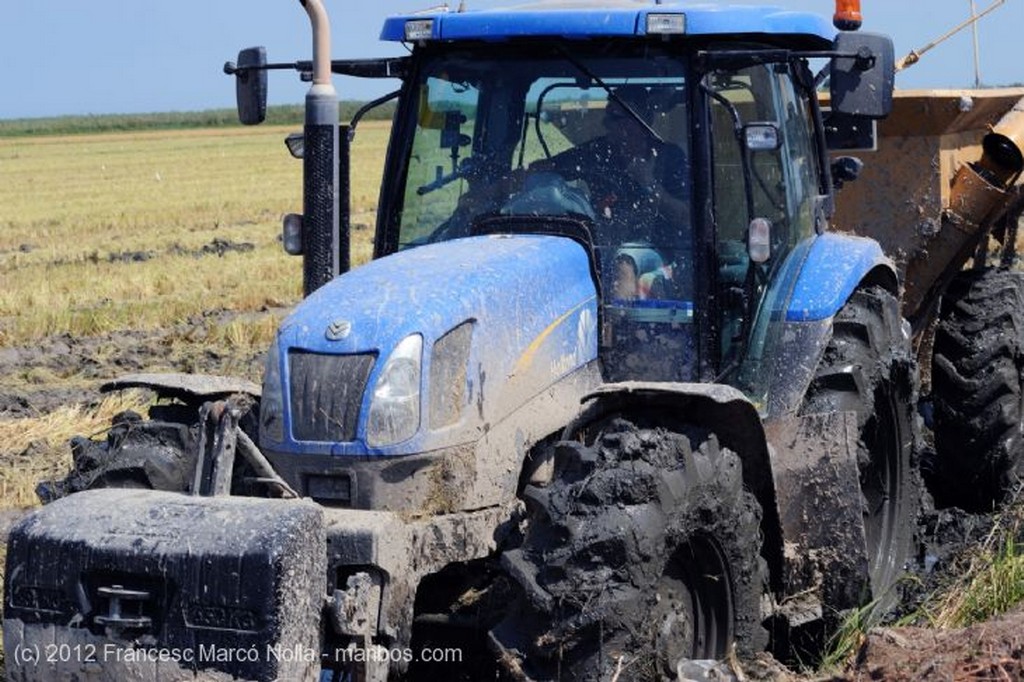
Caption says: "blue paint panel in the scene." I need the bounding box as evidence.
[786,233,894,322]
[765,237,814,322]
[380,4,834,44]
[672,5,833,40]
[274,234,598,457]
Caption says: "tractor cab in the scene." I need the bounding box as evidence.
[364,8,892,399]
[224,3,895,453]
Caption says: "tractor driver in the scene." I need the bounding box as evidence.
[446,85,690,301]
[531,85,690,301]
[528,84,689,247]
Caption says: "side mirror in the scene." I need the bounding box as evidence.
[830,32,894,119]
[823,110,877,151]
[235,47,268,125]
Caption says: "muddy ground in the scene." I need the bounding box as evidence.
[2,328,1024,680]
[0,314,268,419]
[829,504,1024,681]
[837,611,1024,680]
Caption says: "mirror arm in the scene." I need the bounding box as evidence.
[330,57,409,79]
[225,57,409,80]
[701,81,757,223]
[223,61,304,76]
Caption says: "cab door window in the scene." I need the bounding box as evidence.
[708,61,822,397]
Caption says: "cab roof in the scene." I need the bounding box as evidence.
[380,2,836,47]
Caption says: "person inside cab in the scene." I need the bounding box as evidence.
[442,84,690,301]
[529,84,688,245]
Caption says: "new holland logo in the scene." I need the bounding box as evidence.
[325,319,352,341]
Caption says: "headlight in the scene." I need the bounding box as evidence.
[259,344,285,444]
[367,334,423,447]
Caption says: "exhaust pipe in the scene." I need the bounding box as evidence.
[302,0,332,88]
[299,0,341,296]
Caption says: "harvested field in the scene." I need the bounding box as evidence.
[1,118,1024,681]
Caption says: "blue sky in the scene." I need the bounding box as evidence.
[1,1,1021,120]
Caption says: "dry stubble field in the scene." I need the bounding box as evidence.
[0,121,387,503]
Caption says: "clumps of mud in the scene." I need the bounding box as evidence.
[91,250,154,263]
[169,238,255,258]
[842,606,1024,681]
[38,239,257,269]
[824,492,1024,681]
[892,506,999,621]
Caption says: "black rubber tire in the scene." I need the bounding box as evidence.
[492,414,767,681]
[802,286,921,614]
[38,407,224,502]
[42,414,198,500]
[39,399,264,502]
[930,268,1024,511]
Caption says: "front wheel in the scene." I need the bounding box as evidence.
[37,412,197,501]
[492,415,767,681]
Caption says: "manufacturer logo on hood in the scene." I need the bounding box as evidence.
[325,319,352,341]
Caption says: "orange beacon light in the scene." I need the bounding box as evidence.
[834,0,863,31]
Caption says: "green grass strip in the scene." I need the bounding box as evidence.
[0,102,395,138]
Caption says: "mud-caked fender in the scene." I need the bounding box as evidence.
[564,381,784,589]
[784,233,898,323]
[766,235,900,418]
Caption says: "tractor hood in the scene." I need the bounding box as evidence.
[265,234,599,456]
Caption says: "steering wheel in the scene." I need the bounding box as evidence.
[424,169,600,245]
[499,171,596,220]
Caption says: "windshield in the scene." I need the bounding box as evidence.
[395,45,694,379]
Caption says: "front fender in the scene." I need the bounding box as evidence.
[786,233,897,322]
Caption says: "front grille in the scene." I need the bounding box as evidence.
[288,351,375,442]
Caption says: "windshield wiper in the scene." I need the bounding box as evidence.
[553,46,666,145]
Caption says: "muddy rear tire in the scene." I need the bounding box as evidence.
[36,413,197,502]
[492,415,766,681]
[802,286,920,614]
[930,268,1024,511]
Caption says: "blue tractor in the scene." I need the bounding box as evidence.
[5,2,933,680]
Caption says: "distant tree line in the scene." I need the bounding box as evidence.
[0,101,397,138]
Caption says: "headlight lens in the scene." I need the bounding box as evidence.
[367,334,423,446]
[259,344,285,443]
